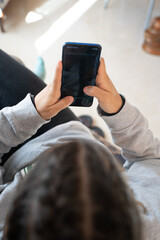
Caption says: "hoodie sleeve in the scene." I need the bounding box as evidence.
[0,94,48,162]
[98,100,160,169]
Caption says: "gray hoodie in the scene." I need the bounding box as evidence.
[0,94,160,240]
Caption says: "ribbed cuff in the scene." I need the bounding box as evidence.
[97,95,125,117]
[100,100,140,130]
[11,94,49,132]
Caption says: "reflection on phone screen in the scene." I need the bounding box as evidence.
[62,51,99,97]
[61,43,101,106]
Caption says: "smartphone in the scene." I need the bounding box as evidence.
[61,42,102,107]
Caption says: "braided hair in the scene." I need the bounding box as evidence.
[4,140,142,240]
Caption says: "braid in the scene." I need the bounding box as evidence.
[77,144,92,240]
[5,141,142,240]
[85,144,141,240]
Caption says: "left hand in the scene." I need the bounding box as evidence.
[83,58,123,114]
[35,61,74,120]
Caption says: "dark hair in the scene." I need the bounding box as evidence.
[4,141,142,240]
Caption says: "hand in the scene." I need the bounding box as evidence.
[83,58,123,114]
[35,61,74,120]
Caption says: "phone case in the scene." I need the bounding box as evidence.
[61,42,102,107]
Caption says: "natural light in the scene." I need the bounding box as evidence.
[25,11,43,24]
[35,0,98,53]
[25,0,70,24]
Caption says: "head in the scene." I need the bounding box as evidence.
[4,141,142,240]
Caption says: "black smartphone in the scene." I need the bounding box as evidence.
[61,42,102,107]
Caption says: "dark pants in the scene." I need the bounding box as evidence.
[0,50,79,165]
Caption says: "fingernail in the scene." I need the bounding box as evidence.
[68,96,74,103]
[84,87,91,93]
[57,61,62,69]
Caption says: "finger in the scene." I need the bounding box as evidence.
[52,96,74,114]
[52,61,62,93]
[96,58,110,85]
[98,57,106,76]
[96,58,114,91]
[83,86,107,101]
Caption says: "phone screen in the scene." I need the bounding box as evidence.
[61,43,101,106]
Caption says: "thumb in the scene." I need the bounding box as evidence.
[52,96,74,114]
[83,86,106,101]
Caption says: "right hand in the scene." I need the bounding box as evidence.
[35,61,74,120]
[83,58,123,114]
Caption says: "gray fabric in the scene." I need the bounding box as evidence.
[0,96,160,239]
[0,94,48,237]
[0,93,47,160]
[102,101,160,240]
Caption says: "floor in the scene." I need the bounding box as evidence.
[1,0,160,141]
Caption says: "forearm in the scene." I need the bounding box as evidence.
[0,94,47,159]
[99,100,160,169]
[84,57,160,168]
